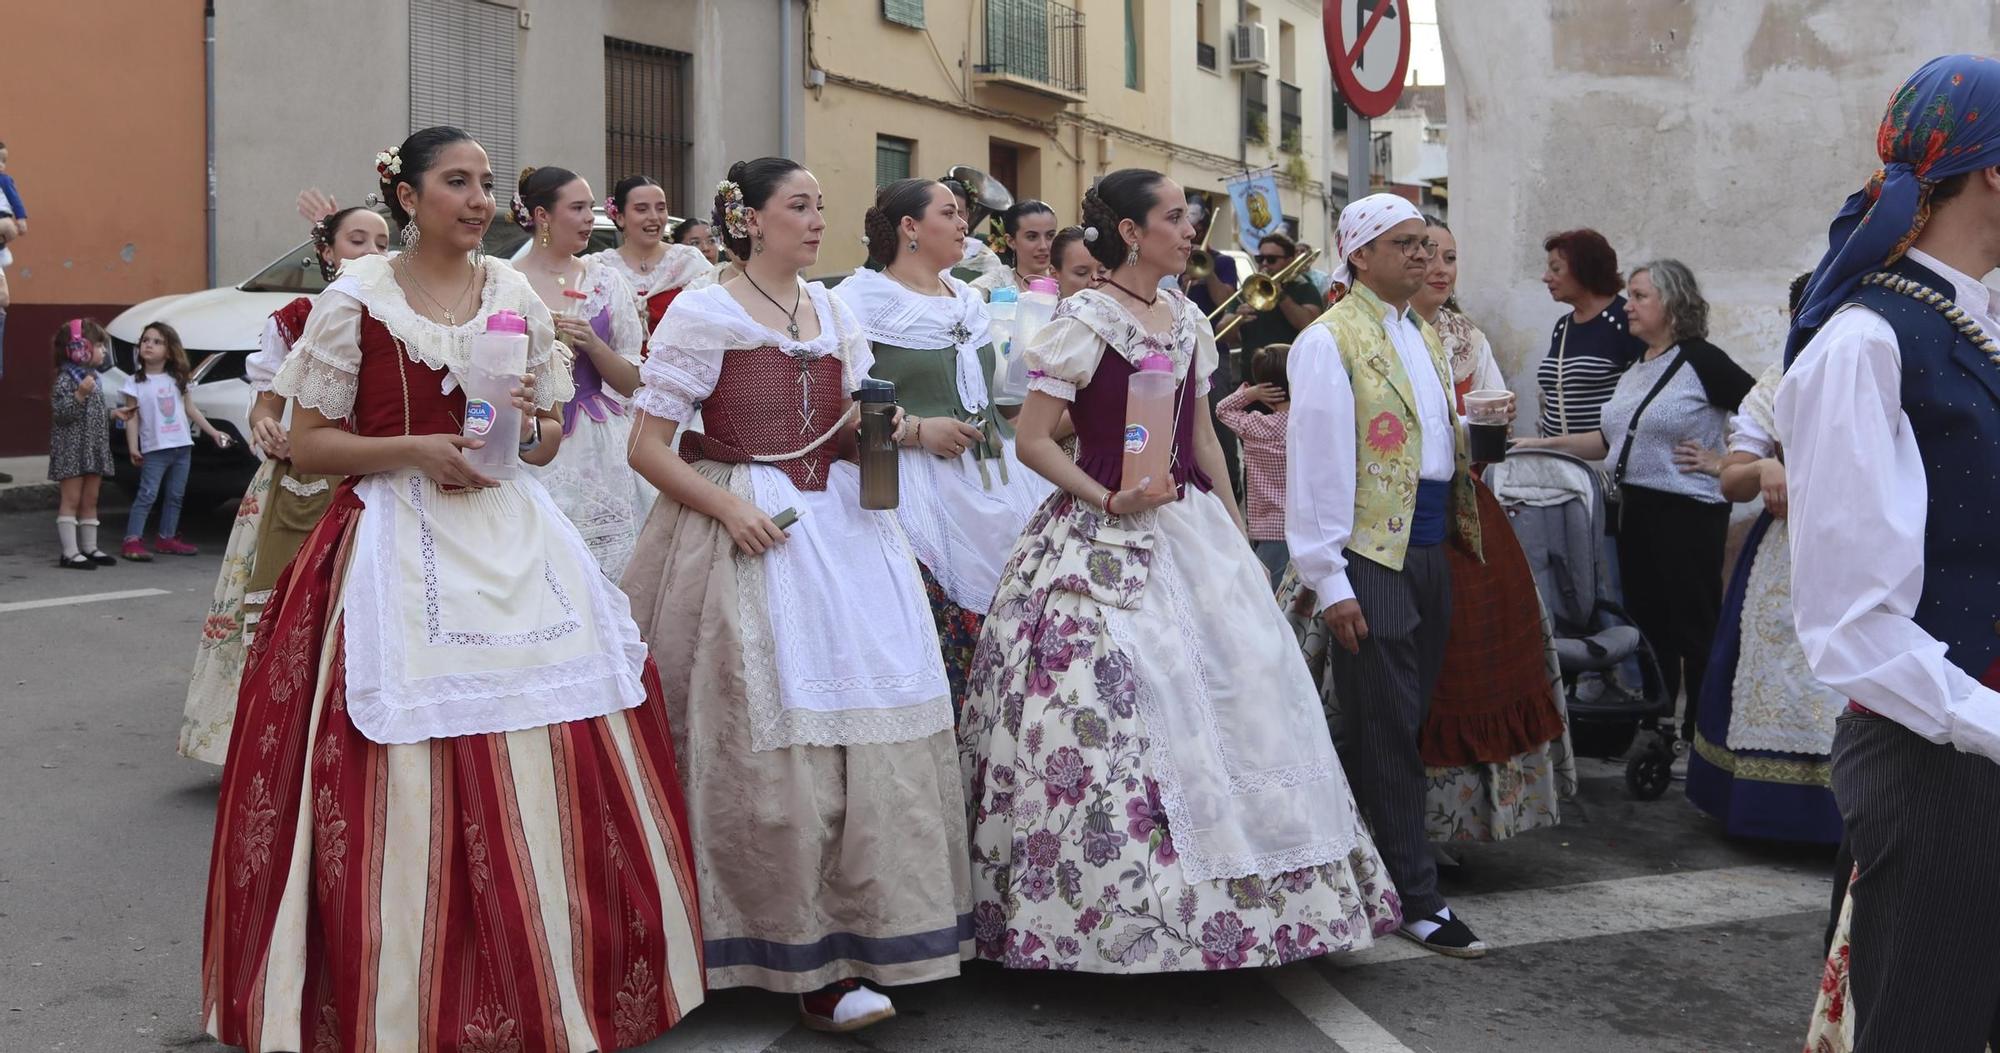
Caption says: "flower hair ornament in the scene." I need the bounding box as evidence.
[374,146,402,182]
[987,219,1012,259]
[716,179,750,239]
[603,194,619,219]
[510,192,534,231]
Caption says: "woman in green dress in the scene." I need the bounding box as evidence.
[834,178,1055,714]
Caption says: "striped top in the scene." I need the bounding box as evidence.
[1535,294,1646,436]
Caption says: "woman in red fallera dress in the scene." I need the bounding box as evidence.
[588,175,710,338]
[200,127,703,1053]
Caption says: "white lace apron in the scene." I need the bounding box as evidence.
[341,470,649,744]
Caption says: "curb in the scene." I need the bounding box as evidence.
[0,482,59,512]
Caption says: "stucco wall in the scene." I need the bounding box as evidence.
[0,0,208,454]
[1441,0,2000,408]
[214,0,407,283]
[1,0,208,305]
[215,0,791,281]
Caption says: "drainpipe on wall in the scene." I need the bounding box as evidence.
[204,0,218,286]
[779,0,798,158]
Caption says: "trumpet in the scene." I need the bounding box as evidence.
[1211,248,1320,344]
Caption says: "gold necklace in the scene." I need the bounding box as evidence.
[400,255,479,325]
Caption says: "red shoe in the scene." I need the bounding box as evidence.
[121,539,154,562]
[799,979,895,1032]
[154,536,200,556]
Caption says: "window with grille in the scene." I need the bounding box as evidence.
[884,0,925,28]
[605,38,691,216]
[876,136,914,189]
[410,0,518,186]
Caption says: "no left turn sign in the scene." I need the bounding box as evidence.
[1324,0,1411,120]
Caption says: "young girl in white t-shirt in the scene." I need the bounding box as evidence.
[120,322,229,561]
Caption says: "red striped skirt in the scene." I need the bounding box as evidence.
[202,487,705,1052]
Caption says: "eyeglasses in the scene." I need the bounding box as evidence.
[1256,254,1287,265]
[1384,235,1433,259]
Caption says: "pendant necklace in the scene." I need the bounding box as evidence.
[745,272,803,339]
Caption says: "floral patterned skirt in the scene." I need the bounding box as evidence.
[922,565,985,723]
[203,486,706,1052]
[180,460,275,765]
[961,493,1400,974]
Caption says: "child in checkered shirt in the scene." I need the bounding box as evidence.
[1215,342,1292,588]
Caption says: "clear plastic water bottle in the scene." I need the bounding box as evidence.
[462,310,529,480]
[1013,276,1059,400]
[1121,353,1177,496]
[987,288,1021,406]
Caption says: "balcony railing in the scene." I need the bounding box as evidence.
[1243,71,1268,144]
[1196,40,1217,71]
[1279,80,1302,153]
[977,0,1087,100]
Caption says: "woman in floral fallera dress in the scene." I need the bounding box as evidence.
[960,169,1400,974]
[180,203,388,764]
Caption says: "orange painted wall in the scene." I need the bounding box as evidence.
[0,0,207,453]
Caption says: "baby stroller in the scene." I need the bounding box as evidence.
[1484,449,1677,799]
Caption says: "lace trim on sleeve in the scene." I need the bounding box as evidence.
[271,291,364,419]
[633,335,723,424]
[1028,374,1078,402]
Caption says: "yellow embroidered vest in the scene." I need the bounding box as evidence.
[1313,283,1482,569]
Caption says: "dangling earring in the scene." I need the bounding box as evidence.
[537,224,550,249]
[401,218,421,255]
[908,238,919,254]
[753,233,764,256]
[1125,242,1138,267]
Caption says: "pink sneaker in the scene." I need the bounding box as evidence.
[120,539,154,562]
[154,536,200,556]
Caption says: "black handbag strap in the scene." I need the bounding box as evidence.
[1610,351,1686,490]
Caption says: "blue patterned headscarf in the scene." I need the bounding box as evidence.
[1786,54,2000,364]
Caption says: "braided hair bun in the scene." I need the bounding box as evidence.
[863,178,941,267]
[1078,170,1168,272]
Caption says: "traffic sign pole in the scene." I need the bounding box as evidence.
[1348,110,1370,200]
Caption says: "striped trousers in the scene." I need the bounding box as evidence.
[1326,547,1453,920]
[1832,711,2000,1051]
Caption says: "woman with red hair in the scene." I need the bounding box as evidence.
[1535,228,1645,437]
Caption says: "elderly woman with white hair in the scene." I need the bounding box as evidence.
[1517,258,1754,743]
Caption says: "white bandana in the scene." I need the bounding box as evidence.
[1330,193,1425,288]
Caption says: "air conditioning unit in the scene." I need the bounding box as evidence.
[1229,22,1268,69]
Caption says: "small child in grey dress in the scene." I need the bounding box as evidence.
[48,319,116,568]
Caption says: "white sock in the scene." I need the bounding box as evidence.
[1406,904,1452,939]
[78,518,102,554]
[56,516,80,558]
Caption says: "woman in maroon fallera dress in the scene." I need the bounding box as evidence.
[201,127,703,1052]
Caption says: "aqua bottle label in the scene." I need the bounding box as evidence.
[464,399,496,436]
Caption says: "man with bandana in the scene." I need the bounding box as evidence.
[1781,55,2000,1049]
[1285,193,1487,957]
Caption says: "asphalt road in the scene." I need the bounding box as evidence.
[0,498,1840,1053]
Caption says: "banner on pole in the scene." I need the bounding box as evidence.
[1225,167,1284,252]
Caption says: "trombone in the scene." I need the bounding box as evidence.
[1210,247,1320,343]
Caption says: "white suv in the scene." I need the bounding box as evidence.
[104,209,630,504]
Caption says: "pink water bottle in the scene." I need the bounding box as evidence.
[1120,353,1176,496]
